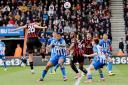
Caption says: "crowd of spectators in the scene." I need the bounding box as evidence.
[0,0,111,41]
[124,0,128,56]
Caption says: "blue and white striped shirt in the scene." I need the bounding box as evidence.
[51,38,67,56]
[0,42,5,56]
[93,45,106,64]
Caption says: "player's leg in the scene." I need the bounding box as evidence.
[50,64,59,75]
[50,67,53,74]
[107,56,115,76]
[49,65,58,75]
[98,68,105,81]
[54,64,59,72]
[78,56,87,75]
[27,39,35,73]
[70,56,81,78]
[1,56,7,71]
[85,64,94,83]
[28,53,34,73]
[58,56,68,81]
[40,61,54,81]
[40,45,47,62]
[79,63,87,75]
[40,56,58,81]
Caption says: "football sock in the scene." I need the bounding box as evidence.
[50,67,53,73]
[54,64,59,72]
[3,61,6,68]
[108,62,112,73]
[87,74,92,80]
[29,62,34,70]
[79,66,87,75]
[70,60,79,73]
[42,70,47,79]
[61,67,66,78]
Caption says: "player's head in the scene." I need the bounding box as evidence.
[86,33,92,39]
[52,32,57,38]
[17,44,20,47]
[56,32,62,40]
[103,34,108,40]
[92,38,99,46]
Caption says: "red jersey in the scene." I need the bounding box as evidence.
[27,23,40,38]
[72,38,84,57]
[81,38,93,54]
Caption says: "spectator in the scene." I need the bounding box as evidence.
[63,21,70,33]
[18,3,28,13]
[119,38,124,53]
[125,33,128,56]
[48,2,54,16]
[14,44,22,58]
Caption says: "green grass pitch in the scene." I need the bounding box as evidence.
[0,65,128,85]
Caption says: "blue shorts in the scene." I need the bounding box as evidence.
[49,55,66,66]
[93,60,106,70]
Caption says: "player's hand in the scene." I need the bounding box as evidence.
[44,26,47,28]
[66,50,70,55]
[83,54,89,57]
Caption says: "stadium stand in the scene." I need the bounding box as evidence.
[0,0,112,55]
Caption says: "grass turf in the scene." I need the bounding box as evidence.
[0,65,128,85]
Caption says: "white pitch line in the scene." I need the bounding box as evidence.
[74,73,84,85]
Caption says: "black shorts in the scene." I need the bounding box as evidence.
[27,38,42,53]
[72,56,84,64]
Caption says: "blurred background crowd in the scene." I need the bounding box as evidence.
[0,0,111,41]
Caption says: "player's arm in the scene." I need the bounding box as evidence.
[47,40,55,49]
[99,40,102,46]
[68,39,75,51]
[55,39,66,47]
[55,43,66,47]
[34,24,47,29]
[11,25,27,31]
[68,43,75,51]
[83,53,97,57]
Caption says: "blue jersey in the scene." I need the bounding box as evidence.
[51,38,67,56]
[99,39,111,53]
[48,37,55,45]
[50,37,56,54]
[93,45,106,64]
[0,42,5,56]
[40,37,46,44]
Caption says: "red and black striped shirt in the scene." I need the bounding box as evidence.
[27,23,40,38]
[72,38,84,57]
[81,38,93,54]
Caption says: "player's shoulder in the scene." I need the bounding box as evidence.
[60,38,65,41]
[99,39,104,44]
[99,39,104,42]
[93,45,98,52]
[107,39,111,42]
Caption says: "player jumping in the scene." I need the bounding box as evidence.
[12,20,47,74]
